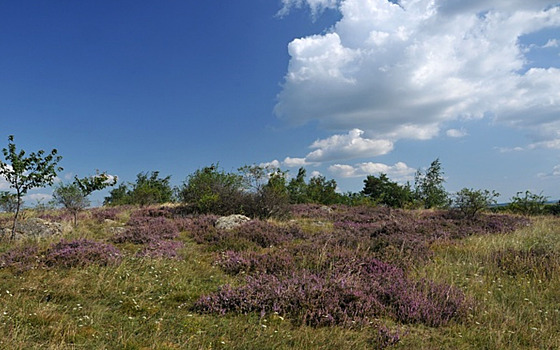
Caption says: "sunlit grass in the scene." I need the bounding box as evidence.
[0,208,559,349]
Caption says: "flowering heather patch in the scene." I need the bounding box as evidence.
[185,216,304,250]
[111,216,179,244]
[0,245,40,272]
[37,211,76,223]
[325,208,531,266]
[136,240,184,259]
[195,256,469,328]
[182,215,220,244]
[90,206,127,222]
[43,239,122,268]
[490,247,559,279]
[232,220,305,248]
[215,249,295,275]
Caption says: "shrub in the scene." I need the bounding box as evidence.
[215,249,295,275]
[111,216,179,244]
[136,240,184,259]
[43,239,122,268]
[507,190,548,216]
[453,188,500,218]
[104,171,174,206]
[178,165,245,216]
[195,256,469,328]
[0,245,40,272]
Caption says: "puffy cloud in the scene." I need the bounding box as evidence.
[283,157,309,167]
[0,165,13,190]
[306,129,393,162]
[274,129,393,168]
[537,164,560,178]
[259,160,282,169]
[24,193,53,204]
[0,176,9,190]
[446,128,468,138]
[275,0,560,145]
[543,39,559,48]
[329,161,415,180]
[278,0,339,18]
[310,170,323,178]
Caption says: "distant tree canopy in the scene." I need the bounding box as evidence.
[53,182,90,226]
[178,164,244,215]
[285,167,341,205]
[0,191,20,213]
[104,171,173,206]
[54,171,117,225]
[362,173,413,208]
[507,190,548,216]
[414,158,450,209]
[453,188,500,218]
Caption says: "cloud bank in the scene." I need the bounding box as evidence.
[329,161,416,180]
[276,0,560,148]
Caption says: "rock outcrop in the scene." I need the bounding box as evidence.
[215,214,251,230]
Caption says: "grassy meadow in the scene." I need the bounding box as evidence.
[1,205,559,349]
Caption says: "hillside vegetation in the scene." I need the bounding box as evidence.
[1,204,559,349]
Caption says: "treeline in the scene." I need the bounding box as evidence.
[100,159,560,218]
[2,134,559,236]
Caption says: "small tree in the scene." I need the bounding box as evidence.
[238,165,290,218]
[306,175,340,205]
[54,171,117,225]
[287,167,308,204]
[453,188,500,219]
[74,171,117,197]
[508,190,548,216]
[414,158,449,209]
[103,171,172,207]
[0,191,20,213]
[178,164,244,215]
[53,183,90,226]
[0,135,62,239]
[362,173,413,208]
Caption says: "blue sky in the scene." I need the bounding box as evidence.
[1,0,559,206]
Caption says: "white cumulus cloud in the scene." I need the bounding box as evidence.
[306,129,393,162]
[329,161,415,180]
[543,38,559,48]
[446,128,468,138]
[275,0,560,146]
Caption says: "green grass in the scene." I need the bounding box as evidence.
[1,210,560,349]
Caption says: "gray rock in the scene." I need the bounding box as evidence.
[215,214,251,230]
[11,218,63,238]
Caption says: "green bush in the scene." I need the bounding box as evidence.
[453,188,499,219]
[104,171,174,206]
[507,190,548,216]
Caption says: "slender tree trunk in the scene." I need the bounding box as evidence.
[11,192,21,240]
[74,211,78,227]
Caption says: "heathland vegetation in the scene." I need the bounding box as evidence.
[1,136,560,349]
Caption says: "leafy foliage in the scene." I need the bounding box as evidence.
[178,164,244,215]
[74,171,117,196]
[414,158,449,209]
[104,171,174,206]
[362,173,413,208]
[0,191,20,213]
[0,135,62,238]
[453,188,500,218]
[507,190,548,216]
[52,182,90,226]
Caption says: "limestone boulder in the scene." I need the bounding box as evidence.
[215,214,251,230]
